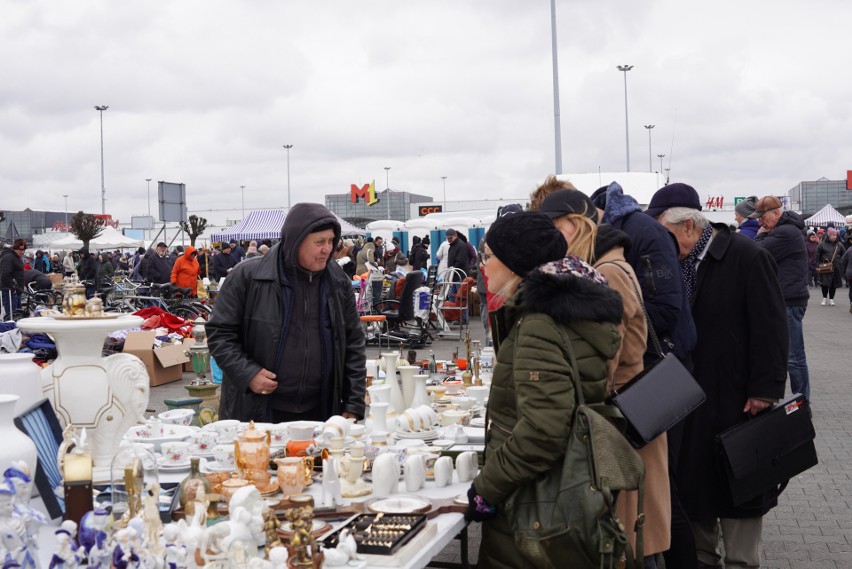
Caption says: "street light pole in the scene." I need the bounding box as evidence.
[62,194,69,230]
[550,0,563,174]
[644,125,655,172]
[616,66,633,172]
[657,154,666,175]
[441,176,447,210]
[145,178,152,217]
[94,105,109,214]
[384,166,391,220]
[664,167,670,185]
[283,144,293,211]
[240,185,245,219]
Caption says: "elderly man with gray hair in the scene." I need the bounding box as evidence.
[645,183,788,569]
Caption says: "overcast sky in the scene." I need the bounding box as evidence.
[3,0,850,227]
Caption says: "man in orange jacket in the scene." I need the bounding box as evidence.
[170,245,200,295]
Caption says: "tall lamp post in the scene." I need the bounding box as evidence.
[384,166,391,220]
[145,178,152,217]
[616,66,633,172]
[94,105,109,214]
[240,185,245,219]
[283,144,293,211]
[657,154,666,175]
[62,194,69,230]
[644,125,655,172]
[441,176,447,210]
[550,0,563,174]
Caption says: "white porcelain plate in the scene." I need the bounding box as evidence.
[368,495,431,514]
[156,457,193,471]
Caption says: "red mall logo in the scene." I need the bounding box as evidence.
[52,214,120,232]
[351,181,379,206]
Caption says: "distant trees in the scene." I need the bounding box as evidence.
[179,215,208,247]
[69,211,103,249]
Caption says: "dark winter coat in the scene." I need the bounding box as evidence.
[596,182,696,365]
[446,238,469,275]
[206,203,366,422]
[410,243,430,271]
[142,251,172,284]
[676,223,788,521]
[805,239,819,271]
[77,252,100,283]
[211,251,238,281]
[0,248,25,291]
[816,238,846,288]
[753,211,809,306]
[842,247,852,281]
[736,218,760,239]
[475,259,623,569]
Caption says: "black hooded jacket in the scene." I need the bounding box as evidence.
[206,203,366,421]
[753,210,809,306]
[0,248,24,291]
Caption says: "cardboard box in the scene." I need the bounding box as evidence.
[123,331,190,387]
[182,338,211,373]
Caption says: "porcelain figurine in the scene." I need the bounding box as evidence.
[456,451,479,483]
[228,485,265,547]
[49,526,81,569]
[142,483,165,559]
[434,456,454,487]
[338,454,372,498]
[267,546,289,569]
[320,458,343,508]
[221,507,257,558]
[79,508,112,569]
[403,454,426,492]
[162,524,188,569]
[84,297,104,317]
[371,452,400,498]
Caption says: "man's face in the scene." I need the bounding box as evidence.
[757,207,782,231]
[657,215,702,261]
[157,245,167,257]
[374,238,383,248]
[446,234,457,244]
[297,229,336,272]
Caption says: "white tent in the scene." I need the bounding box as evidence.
[804,204,846,227]
[48,226,143,250]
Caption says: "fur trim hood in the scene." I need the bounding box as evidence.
[520,256,624,326]
[598,181,643,224]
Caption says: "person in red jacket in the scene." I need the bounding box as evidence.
[170,245,200,295]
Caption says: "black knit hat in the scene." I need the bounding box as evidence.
[645,183,702,218]
[485,211,567,277]
[539,189,599,223]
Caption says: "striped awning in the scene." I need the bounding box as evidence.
[804,204,846,227]
[210,209,366,243]
[210,210,286,242]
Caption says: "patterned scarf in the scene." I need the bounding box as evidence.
[680,224,713,301]
[530,255,609,286]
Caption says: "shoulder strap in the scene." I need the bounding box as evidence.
[597,260,663,359]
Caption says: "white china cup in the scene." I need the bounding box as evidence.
[450,396,475,410]
[161,441,191,465]
[209,419,240,440]
[190,430,218,452]
[465,386,489,406]
[212,444,236,468]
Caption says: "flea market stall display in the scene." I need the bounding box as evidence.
[1,325,494,568]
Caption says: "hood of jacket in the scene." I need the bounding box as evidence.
[518,256,624,327]
[776,210,805,232]
[182,245,197,259]
[279,203,342,273]
[592,181,643,224]
[593,224,632,260]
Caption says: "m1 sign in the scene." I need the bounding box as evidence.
[418,205,443,216]
[351,181,379,206]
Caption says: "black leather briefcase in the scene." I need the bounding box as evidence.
[716,394,818,506]
[606,352,706,448]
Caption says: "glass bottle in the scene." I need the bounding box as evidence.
[178,457,210,518]
[429,352,438,374]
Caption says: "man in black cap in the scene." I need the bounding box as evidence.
[141,242,172,284]
[77,247,100,298]
[444,228,469,277]
[207,202,366,423]
[229,240,245,263]
[647,182,787,569]
[212,242,238,281]
[0,239,26,319]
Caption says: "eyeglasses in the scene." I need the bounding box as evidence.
[478,252,494,264]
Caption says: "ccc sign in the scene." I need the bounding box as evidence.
[418,205,443,216]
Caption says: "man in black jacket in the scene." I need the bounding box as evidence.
[751,195,811,401]
[211,243,238,281]
[77,247,100,299]
[206,202,366,423]
[444,228,469,278]
[410,236,430,271]
[0,240,26,319]
[141,242,172,284]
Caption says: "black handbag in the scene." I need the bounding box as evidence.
[716,394,818,506]
[603,262,706,448]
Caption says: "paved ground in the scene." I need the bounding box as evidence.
[149,289,851,568]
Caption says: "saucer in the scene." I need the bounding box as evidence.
[202,461,235,473]
[258,478,280,497]
[188,446,215,459]
[157,457,192,471]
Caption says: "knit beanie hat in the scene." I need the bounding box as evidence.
[735,196,758,217]
[485,211,567,277]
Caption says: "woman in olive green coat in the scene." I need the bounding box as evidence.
[465,212,624,569]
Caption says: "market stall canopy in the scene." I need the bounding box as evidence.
[210,209,365,242]
[47,226,143,250]
[804,204,846,227]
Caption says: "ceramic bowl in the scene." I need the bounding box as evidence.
[158,409,195,426]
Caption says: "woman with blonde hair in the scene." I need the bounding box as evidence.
[540,188,671,568]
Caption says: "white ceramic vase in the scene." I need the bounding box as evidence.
[369,402,390,434]
[381,352,405,415]
[409,374,431,410]
[397,365,419,410]
[367,384,392,406]
[372,452,400,498]
[0,353,44,415]
[0,395,38,477]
